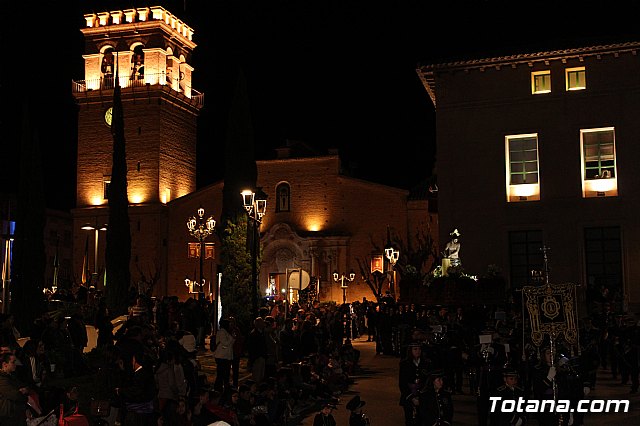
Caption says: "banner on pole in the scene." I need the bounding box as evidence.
[523,283,578,349]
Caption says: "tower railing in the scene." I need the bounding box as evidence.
[71,72,204,107]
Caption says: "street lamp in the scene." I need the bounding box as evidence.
[81,222,107,285]
[241,189,267,318]
[333,270,355,304]
[187,207,216,301]
[385,246,400,300]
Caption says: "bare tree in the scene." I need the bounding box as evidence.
[356,226,438,302]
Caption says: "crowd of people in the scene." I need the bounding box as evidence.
[390,300,640,426]
[0,288,367,426]
[0,283,638,426]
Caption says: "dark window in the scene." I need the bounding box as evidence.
[103,180,111,200]
[508,230,544,288]
[584,226,622,309]
[275,183,290,212]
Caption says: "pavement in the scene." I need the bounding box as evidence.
[198,337,640,425]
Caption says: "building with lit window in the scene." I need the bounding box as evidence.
[71,6,436,304]
[417,41,640,313]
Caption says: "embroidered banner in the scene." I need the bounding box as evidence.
[523,283,578,348]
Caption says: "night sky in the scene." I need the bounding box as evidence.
[2,1,639,212]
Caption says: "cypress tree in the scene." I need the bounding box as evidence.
[105,65,131,315]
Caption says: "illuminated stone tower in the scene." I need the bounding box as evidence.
[72,6,203,294]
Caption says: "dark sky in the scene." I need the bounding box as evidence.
[2,1,639,212]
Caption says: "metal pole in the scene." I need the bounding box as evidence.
[252,217,258,318]
[2,238,10,314]
[199,237,204,300]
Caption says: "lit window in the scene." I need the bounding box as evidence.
[580,128,617,197]
[531,70,551,94]
[566,67,586,91]
[505,134,540,202]
[275,182,290,212]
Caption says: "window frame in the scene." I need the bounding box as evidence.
[531,70,551,94]
[275,182,291,213]
[580,127,618,197]
[508,230,544,289]
[505,133,541,202]
[565,67,586,91]
[103,178,111,200]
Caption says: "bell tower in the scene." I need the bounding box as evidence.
[72,6,203,293]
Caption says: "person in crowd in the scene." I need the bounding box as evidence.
[346,395,369,426]
[418,369,453,426]
[399,341,430,426]
[474,331,506,426]
[0,314,20,352]
[228,316,245,388]
[0,352,29,425]
[532,346,562,425]
[59,385,81,417]
[95,300,115,348]
[16,339,49,390]
[312,402,337,426]
[279,318,298,366]
[175,396,193,425]
[247,317,267,384]
[115,349,157,426]
[213,318,235,394]
[489,368,526,426]
[235,384,254,426]
[263,316,280,380]
[154,343,188,421]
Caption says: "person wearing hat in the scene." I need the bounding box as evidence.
[346,395,369,426]
[489,368,526,426]
[419,369,453,426]
[532,345,565,425]
[312,402,337,426]
[399,341,430,426]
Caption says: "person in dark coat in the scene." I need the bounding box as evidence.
[418,369,453,426]
[115,349,157,426]
[0,352,29,425]
[532,346,562,426]
[346,395,369,426]
[489,368,526,426]
[399,342,431,426]
[247,317,268,384]
[312,402,337,426]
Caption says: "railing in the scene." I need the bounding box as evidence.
[72,71,204,108]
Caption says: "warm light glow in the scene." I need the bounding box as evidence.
[303,216,327,232]
[512,184,538,197]
[162,188,171,204]
[585,178,617,193]
[241,189,254,212]
[130,193,144,204]
[91,196,105,206]
[307,223,321,232]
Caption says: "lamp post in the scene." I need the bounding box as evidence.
[81,222,107,286]
[333,270,355,304]
[241,189,267,318]
[1,220,14,314]
[385,246,400,301]
[187,207,216,301]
